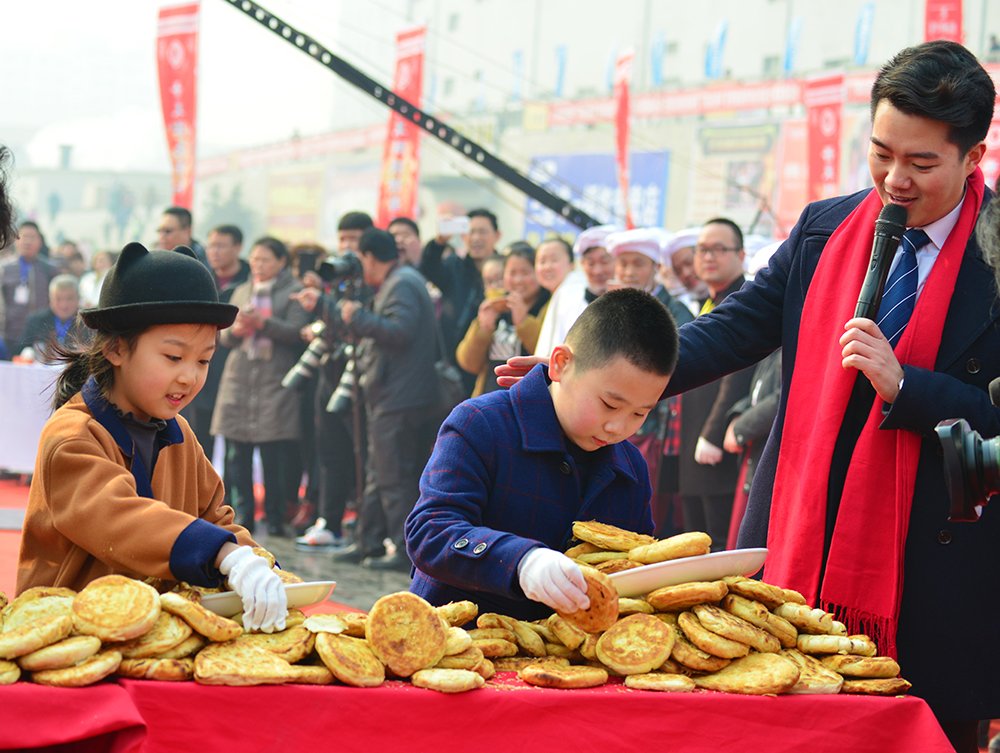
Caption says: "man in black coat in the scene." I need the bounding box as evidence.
[329,229,440,570]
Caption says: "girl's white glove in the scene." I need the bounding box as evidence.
[219,545,288,633]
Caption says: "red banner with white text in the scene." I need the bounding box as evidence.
[157,3,199,209]
[805,73,844,204]
[614,49,636,230]
[925,0,962,43]
[375,26,426,229]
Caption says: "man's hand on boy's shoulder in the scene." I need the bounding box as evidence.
[517,547,590,613]
[495,355,547,387]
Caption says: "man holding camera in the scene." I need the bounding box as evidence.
[302,228,439,570]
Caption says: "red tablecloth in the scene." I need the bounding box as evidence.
[0,673,953,753]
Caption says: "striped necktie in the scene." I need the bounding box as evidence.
[876,228,931,347]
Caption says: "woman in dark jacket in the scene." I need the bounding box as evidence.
[212,237,310,535]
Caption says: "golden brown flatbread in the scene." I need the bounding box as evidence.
[491,655,570,672]
[646,580,728,612]
[236,626,315,664]
[160,591,242,643]
[32,649,123,687]
[473,658,495,680]
[471,638,518,658]
[624,672,696,692]
[692,603,780,653]
[444,626,473,656]
[565,542,604,559]
[411,667,485,693]
[436,601,478,627]
[118,612,193,659]
[556,566,619,633]
[1,587,75,633]
[595,558,644,574]
[0,613,73,660]
[778,649,844,694]
[577,551,633,564]
[720,593,797,648]
[314,633,385,687]
[677,611,750,659]
[628,532,712,564]
[618,598,655,616]
[467,627,516,642]
[519,663,608,689]
[194,641,333,686]
[475,613,517,630]
[73,576,160,642]
[436,645,485,670]
[670,630,731,673]
[117,657,195,681]
[796,634,855,655]
[365,592,448,678]
[595,614,675,675]
[17,635,102,672]
[571,521,656,552]
[153,633,206,660]
[722,576,786,610]
[693,652,801,695]
[840,677,912,695]
[0,659,20,685]
[819,654,901,678]
[546,614,587,649]
[773,602,837,635]
[510,620,546,657]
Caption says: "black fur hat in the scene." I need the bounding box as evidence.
[80,243,238,331]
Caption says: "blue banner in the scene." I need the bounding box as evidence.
[705,19,728,80]
[512,50,524,102]
[554,45,567,98]
[523,152,670,242]
[783,17,803,74]
[854,3,875,66]
[650,31,665,87]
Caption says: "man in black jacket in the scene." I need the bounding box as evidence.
[329,229,440,570]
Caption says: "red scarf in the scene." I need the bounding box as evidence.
[765,169,984,658]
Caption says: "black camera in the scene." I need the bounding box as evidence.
[282,321,332,390]
[317,251,363,284]
[935,418,1000,521]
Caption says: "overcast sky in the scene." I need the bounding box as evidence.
[3,0,406,172]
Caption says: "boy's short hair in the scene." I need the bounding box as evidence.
[565,288,678,377]
[338,211,374,232]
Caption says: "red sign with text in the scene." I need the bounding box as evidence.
[375,27,426,229]
[157,3,199,209]
[805,74,844,204]
[925,0,962,43]
[614,49,635,230]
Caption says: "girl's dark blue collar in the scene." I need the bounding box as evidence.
[81,376,183,498]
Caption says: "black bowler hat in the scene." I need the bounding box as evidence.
[80,243,239,332]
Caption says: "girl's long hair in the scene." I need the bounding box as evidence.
[44,325,145,411]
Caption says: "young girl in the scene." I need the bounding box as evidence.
[16,242,287,633]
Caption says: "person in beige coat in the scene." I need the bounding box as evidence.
[211,237,310,536]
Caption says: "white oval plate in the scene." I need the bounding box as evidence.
[607,548,767,598]
[200,581,337,617]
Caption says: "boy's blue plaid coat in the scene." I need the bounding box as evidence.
[405,363,654,622]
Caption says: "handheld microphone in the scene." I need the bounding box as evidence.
[854,203,908,320]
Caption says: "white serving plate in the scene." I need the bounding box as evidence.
[608,548,767,598]
[201,581,337,617]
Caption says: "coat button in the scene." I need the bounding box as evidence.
[455,538,469,549]
[966,359,981,374]
[473,543,487,554]
[938,530,953,545]
[559,462,571,474]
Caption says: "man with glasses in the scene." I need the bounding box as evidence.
[678,217,755,550]
[155,206,209,267]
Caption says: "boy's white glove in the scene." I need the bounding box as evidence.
[517,547,590,613]
[219,545,288,633]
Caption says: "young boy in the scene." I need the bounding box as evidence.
[405,288,679,621]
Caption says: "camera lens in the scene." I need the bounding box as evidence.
[936,419,1000,521]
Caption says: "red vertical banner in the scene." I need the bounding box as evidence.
[614,49,636,230]
[925,0,962,43]
[805,73,844,204]
[157,3,199,209]
[375,26,426,229]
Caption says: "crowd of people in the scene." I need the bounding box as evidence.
[3,37,1000,753]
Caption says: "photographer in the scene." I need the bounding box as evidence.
[297,229,440,570]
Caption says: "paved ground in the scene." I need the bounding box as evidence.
[256,531,413,613]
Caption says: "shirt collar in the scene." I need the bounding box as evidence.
[916,186,965,252]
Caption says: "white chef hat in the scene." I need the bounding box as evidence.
[662,227,702,260]
[605,228,665,263]
[572,224,621,259]
[747,240,783,275]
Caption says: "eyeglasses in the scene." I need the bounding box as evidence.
[694,245,741,257]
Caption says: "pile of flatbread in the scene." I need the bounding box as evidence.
[490,522,910,696]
